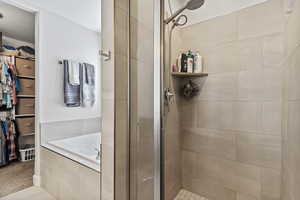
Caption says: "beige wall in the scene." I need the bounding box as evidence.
[176,0,286,199]
[101,0,115,199]
[281,0,300,199]
[40,148,100,200]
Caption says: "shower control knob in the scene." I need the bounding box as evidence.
[165,88,174,103]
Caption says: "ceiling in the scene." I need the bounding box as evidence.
[0,2,35,43]
[11,0,101,32]
[171,0,268,26]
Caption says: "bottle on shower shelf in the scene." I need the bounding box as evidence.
[187,50,194,73]
[193,52,203,73]
[181,53,188,72]
[177,54,182,72]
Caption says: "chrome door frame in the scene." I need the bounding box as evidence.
[154,0,163,200]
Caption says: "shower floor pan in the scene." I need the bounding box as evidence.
[174,190,209,200]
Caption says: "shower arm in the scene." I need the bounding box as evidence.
[164,5,187,24]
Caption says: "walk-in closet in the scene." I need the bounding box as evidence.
[0,2,35,197]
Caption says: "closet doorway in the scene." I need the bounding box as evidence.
[0,2,37,197]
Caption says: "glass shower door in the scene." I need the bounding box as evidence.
[129,0,161,200]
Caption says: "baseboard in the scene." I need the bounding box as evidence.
[33,174,41,186]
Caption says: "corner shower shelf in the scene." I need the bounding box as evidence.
[171,72,208,78]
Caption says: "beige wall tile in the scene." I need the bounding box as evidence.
[197,72,238,101]
[232,102,259,132]
[261,168,281,199]
[237,0,285,40]
[179,100,198,128]
[40,148,100,200]
[195,152,220,180]
[219,159,261,198]
[238,69,282,101]
[238,37,263,71]
[202,42,240,73]
[182,175,236,200]
[288,48,300,100]
[197,101,233,130]
[176,0,286,198]
[286,0,300,54]
[236,134,281,169]
[182,128,236,160]
[261,101,282,135]
[180,13,238,50]
[236,133,281,147]
[237,193,258,200]
[263,33,286,68]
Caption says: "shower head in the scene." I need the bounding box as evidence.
[186,0,205,10]
[164,0,205,24]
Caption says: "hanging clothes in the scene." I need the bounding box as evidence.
[0,56,17,108]
[0,55,19,166]
[0,120,18,163]
[0,127,8,166]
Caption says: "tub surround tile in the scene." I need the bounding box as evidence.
[40,148,100,200]
[40,117,101,145]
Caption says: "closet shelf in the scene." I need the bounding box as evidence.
[17,75,35,79]
[20,133,35,137]
[17,95,35,98]
[171,72,208,78]
[15,114,35,118]
[15,56,35,61]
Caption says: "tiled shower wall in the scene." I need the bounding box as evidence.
[282,0,300,199]
[177,0,287,199]
[164,16,183,200]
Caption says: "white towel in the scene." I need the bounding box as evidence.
[68,61,80,85]
[81,63,96,107]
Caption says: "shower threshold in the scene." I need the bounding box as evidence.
[174,189,209,200]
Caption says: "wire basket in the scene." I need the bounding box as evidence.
[19,146,35,162]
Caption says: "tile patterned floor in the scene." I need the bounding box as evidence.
[0,187,55,200]
[174,189,209,200]
[0,161,34,197]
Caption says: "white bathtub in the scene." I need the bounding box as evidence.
[47,133,101,172]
